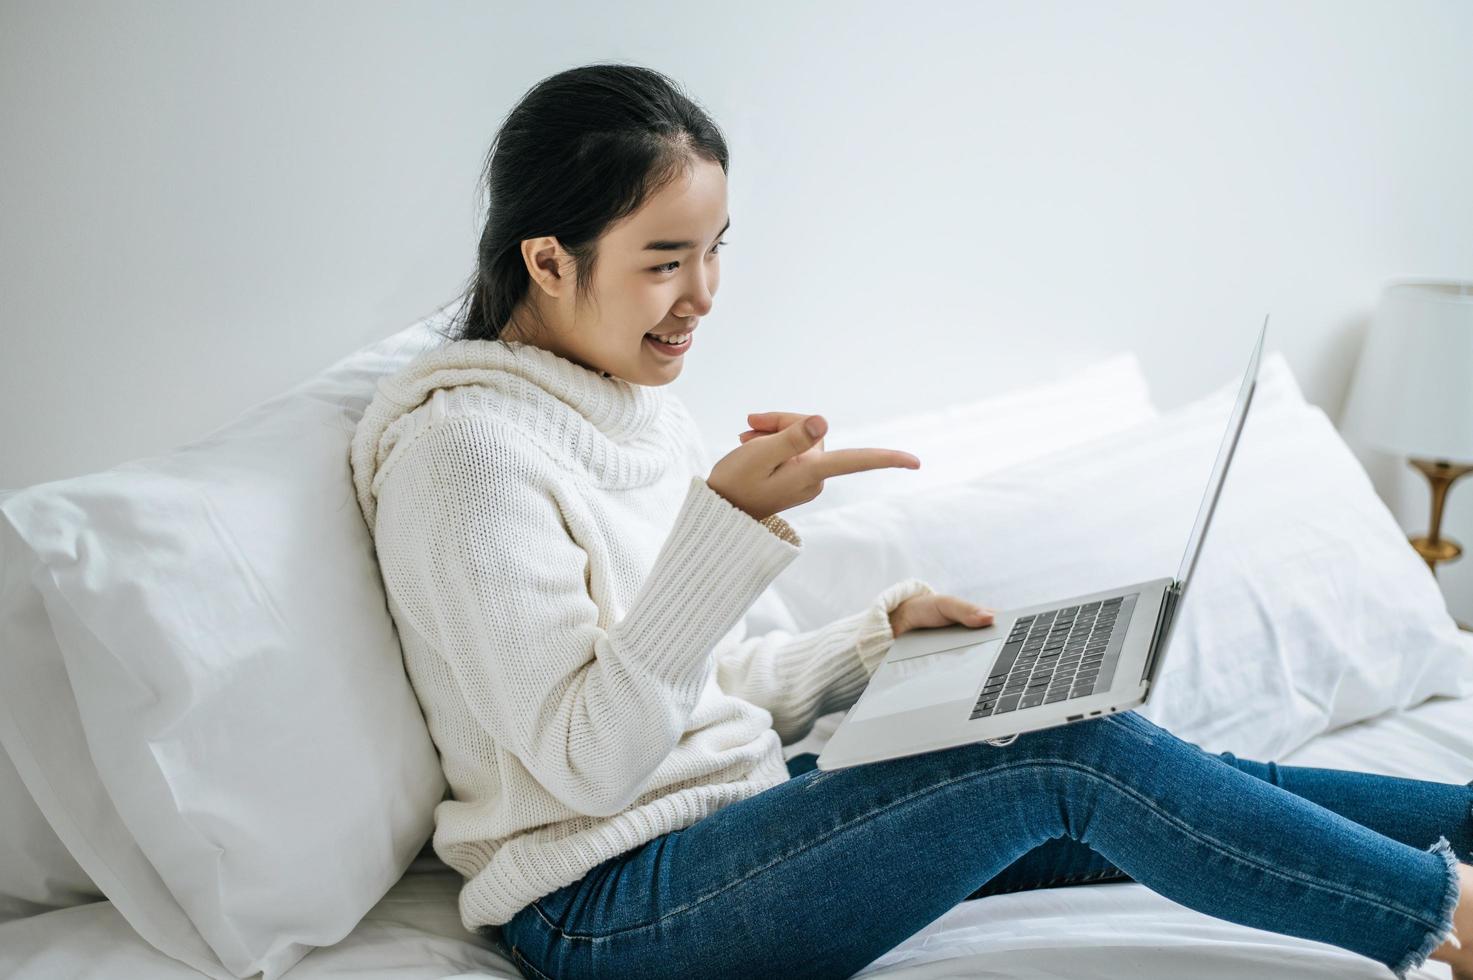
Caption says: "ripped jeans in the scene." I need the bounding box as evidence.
[487,710,1471,980]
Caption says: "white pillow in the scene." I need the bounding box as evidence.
[0,490,104,925]
[764,351,1473,760]
[0,305,460,978]
[782,352,1158,519]
[0,741,100,924]
[0,553,229,974]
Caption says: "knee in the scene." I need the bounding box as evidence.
[1027,709,1165,760]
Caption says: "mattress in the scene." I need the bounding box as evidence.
[2,694,1468,980]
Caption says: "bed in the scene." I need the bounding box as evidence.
[1,693,1468,980]
[3,306,1470,979]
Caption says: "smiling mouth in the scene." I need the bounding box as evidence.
[644,332,693,354]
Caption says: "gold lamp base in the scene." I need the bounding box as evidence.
[1410,534,1461,566]
[1407,457,1473,631]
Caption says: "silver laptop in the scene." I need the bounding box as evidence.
[816,316,1268,770]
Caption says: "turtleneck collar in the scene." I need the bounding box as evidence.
[391,339,666,440]
[351,338,687,533]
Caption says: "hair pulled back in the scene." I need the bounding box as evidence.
[441,63,730,345]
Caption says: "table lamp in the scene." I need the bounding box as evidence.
[1340,278,1473,595]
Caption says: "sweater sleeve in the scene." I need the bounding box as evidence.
[371,418,802,818]
[715,578,937,746]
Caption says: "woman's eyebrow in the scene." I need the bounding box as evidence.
[642,216,731,252]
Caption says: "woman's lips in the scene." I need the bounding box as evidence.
[644,332,693,356]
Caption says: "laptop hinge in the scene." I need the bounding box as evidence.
[1140,582,1181,690]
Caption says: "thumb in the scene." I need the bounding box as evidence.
[758,414,825,464]
[793,414,826,446]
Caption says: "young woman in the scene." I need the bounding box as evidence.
[349,63,1472,980]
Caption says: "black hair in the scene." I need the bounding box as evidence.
[436,62,730,346]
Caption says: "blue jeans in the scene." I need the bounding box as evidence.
[487,710,1471,980]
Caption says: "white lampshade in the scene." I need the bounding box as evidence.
[1340,278,1473,462]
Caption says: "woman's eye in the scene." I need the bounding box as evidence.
[653,240,728,275]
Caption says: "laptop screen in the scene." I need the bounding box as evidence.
[1173,316,1268,592]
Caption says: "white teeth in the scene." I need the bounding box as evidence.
[648,333,690,345]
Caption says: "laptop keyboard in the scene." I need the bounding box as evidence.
[970,595,1137,721]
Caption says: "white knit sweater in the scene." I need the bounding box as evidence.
[349,338,935,933]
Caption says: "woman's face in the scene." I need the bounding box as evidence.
[504,157,728,386]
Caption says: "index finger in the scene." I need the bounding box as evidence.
[808,448,921,477]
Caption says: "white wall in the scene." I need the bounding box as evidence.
[3,0,1470,619]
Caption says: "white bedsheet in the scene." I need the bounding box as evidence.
[2,695,1467,980]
